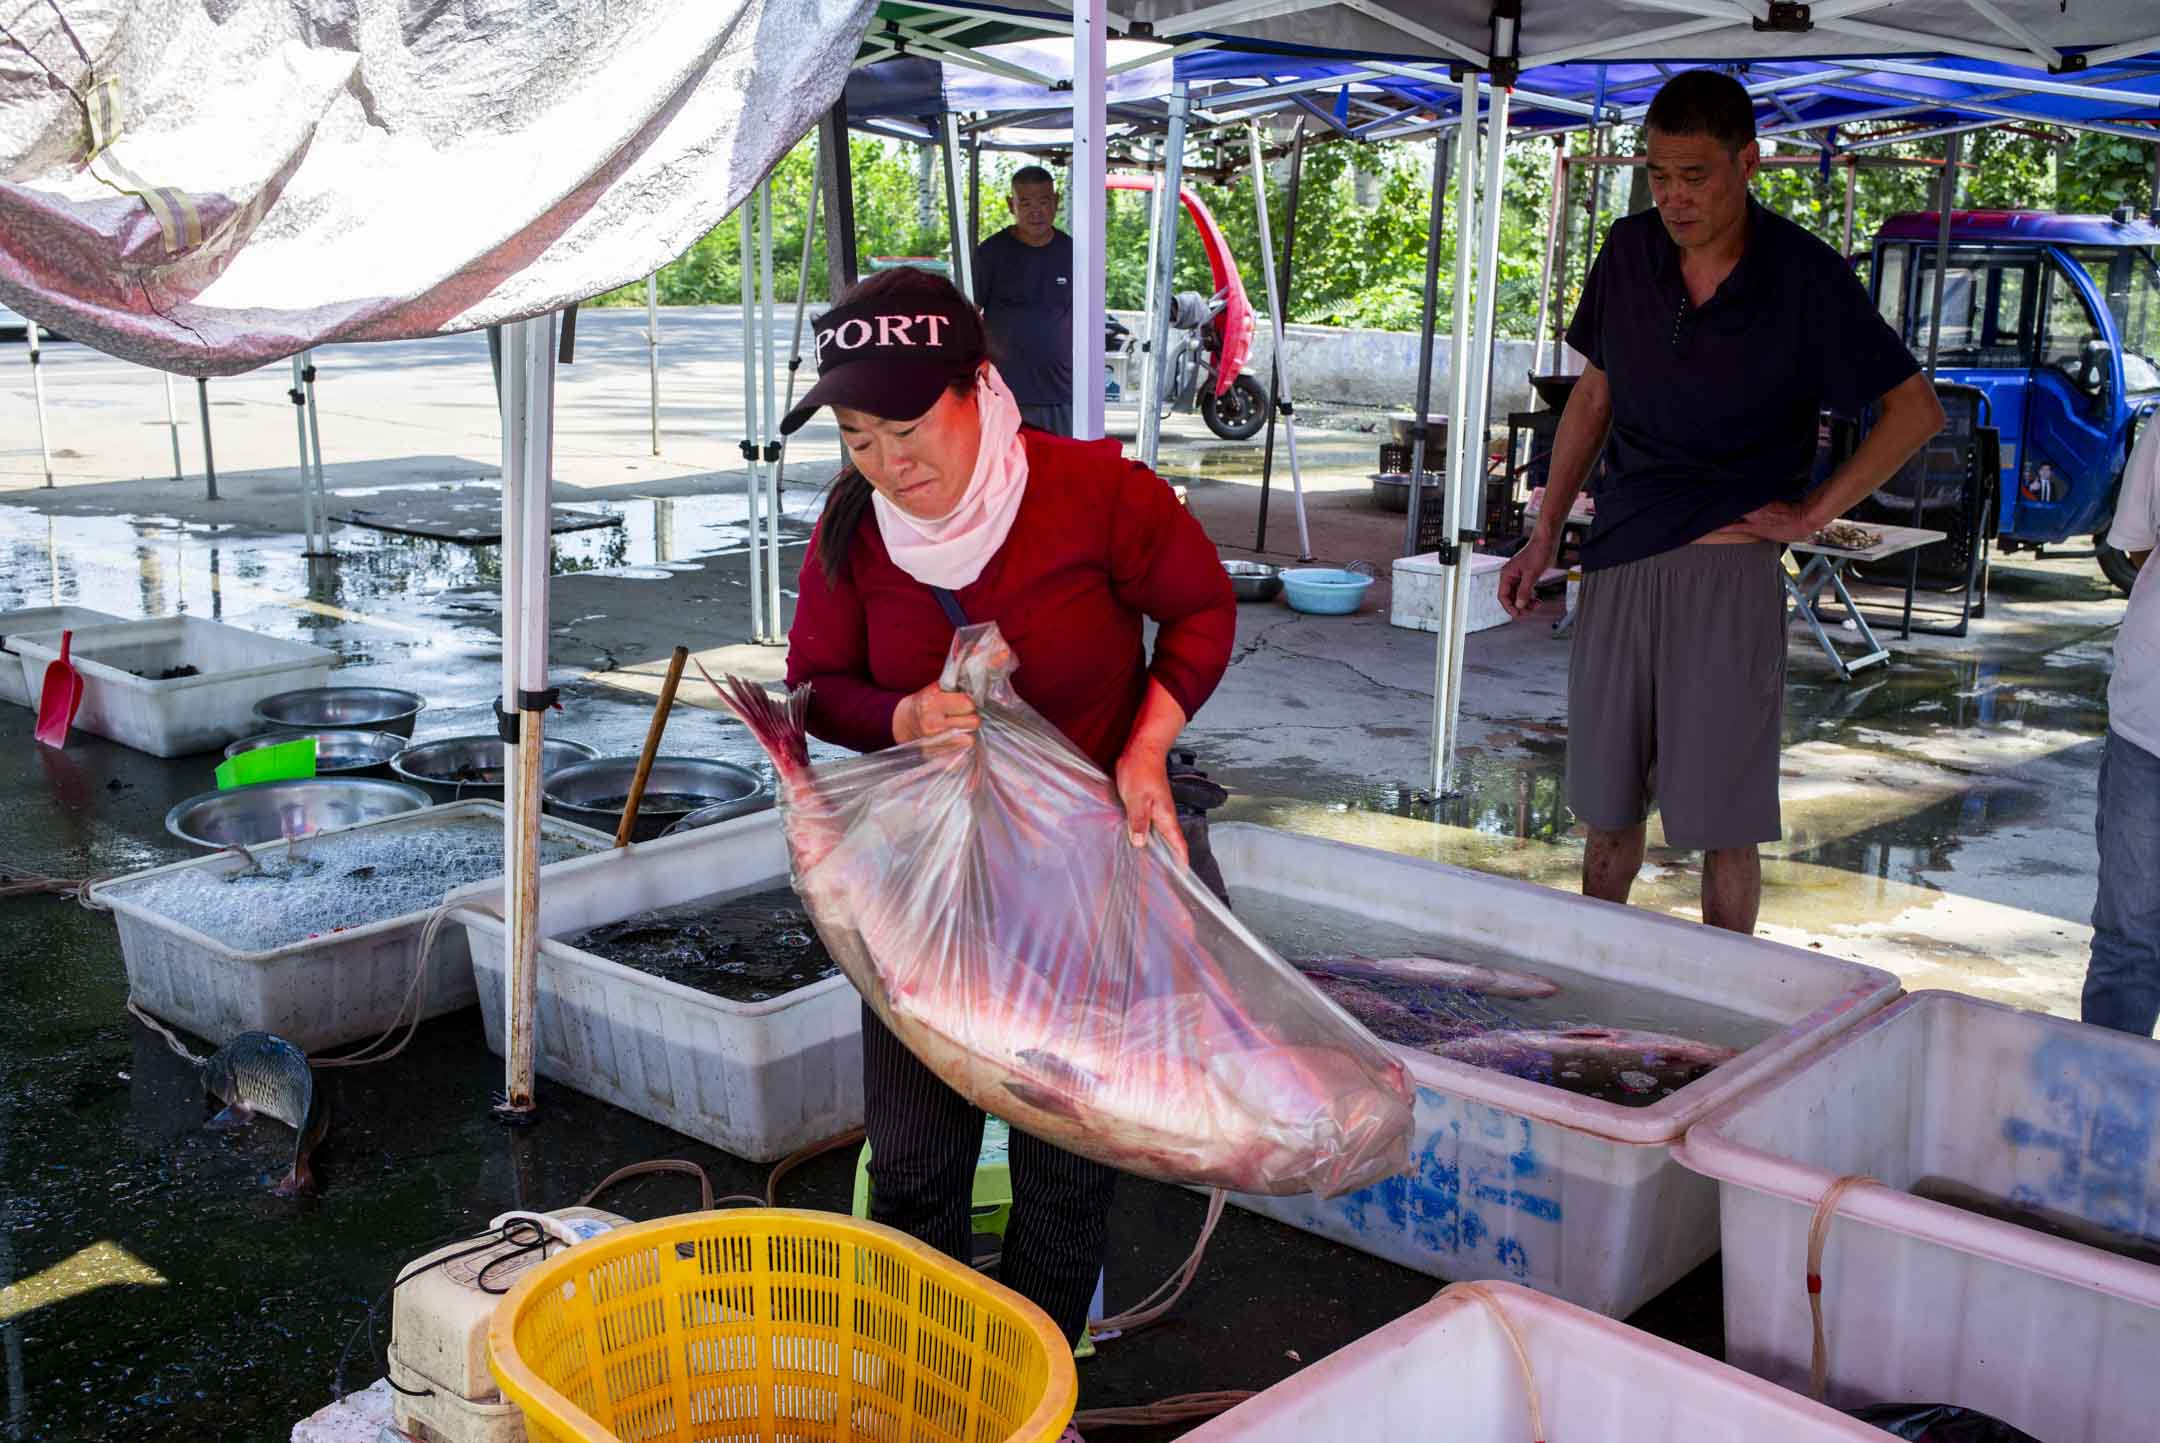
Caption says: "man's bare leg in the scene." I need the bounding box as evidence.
[1702,845,1762,934]
[1583,824,1648,905]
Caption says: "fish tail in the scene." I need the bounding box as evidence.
[698,663,811,775]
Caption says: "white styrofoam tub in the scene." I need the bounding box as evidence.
[0,606,124,707]
[91,802,612,1052]
[12,616,335,756]
[1186,1280,1883,1442]
[448,810,863,1164]
[1675,990,2160,1443]
[1390,551,1510,636]
[1209,823,1902,1318]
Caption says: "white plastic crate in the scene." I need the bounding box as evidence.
[12,616,334,756]
[449,810,864,1163]
[1675,991,2160,1443]
[0,607,124,707]
[1183,1280,1884,1442]
[91,803,611,1052]
[1209,823,1902,1318]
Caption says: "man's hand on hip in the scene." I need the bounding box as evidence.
[1709,500,1818,545]
[1498,531,1560,618]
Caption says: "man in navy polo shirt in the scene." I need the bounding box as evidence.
[973,165,1075,435]
[1497,69,1944,934]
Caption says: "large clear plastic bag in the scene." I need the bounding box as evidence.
[713,623,1414,1198]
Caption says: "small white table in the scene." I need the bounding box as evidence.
[1520,495,1594,637]
[1785,523,1946,681]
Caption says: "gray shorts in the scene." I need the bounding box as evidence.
[1566,542,1786,850]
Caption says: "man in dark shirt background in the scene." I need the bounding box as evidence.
[1496,69,1944,934]
[973,165,1075,435]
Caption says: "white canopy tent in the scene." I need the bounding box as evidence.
[0,0,880,1117]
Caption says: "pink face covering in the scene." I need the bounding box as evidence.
[870,363,1029,591]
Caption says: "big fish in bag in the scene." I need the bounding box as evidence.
[707,623,1413,1198]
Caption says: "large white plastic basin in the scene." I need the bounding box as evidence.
[1675,990,2160,1443]
[12,616,335,756]
[0,606,124,707]
[449,810,864,1164]
[91,802,611,1051]
[1209,823,1902,1318]
[1183,1279,1883,1442]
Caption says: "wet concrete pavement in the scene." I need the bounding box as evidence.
[0,309,2131,1439]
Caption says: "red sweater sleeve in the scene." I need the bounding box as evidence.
[1105,460,1236,720]
[784,522,905,754]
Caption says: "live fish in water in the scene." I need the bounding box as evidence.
[703,628,1412,1199]
[203,1031,328,1196]
[1298,972,1520,1051]
[1431,1026,1738,1104]
[1293,954,1560,999]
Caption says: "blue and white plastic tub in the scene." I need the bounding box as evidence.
[1278,567,1375,615]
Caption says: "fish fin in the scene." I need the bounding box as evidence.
[205,1103,254,1131]
[1000,1080,1084,1120]
[698,663,811,772]
[271,1160,315,1198]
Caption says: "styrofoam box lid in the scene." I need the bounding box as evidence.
[1210,823,1903,1147]
[0,606,126,652]
[1674,989,2160,1307]
[10,616,334,689]
[89,801,615,963]
[1183,1280,1884,1441]
[1393,551,1507,578]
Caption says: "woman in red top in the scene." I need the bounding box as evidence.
[780,268,1235,1357]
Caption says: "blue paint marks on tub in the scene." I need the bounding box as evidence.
[1496,1236,1528,1278]
[1510,1190,1563,1223]
[2002,1035,2160,1239]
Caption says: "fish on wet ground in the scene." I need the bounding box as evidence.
[1429,1027,1739,1106]
[202,1031,328,1196]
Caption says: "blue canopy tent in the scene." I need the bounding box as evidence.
[836,0,2160,794]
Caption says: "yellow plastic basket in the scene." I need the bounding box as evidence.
[488,1208,1078,1443]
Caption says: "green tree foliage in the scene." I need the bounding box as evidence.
[593,124,2160,341]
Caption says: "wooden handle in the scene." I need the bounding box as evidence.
[614,646,689,848]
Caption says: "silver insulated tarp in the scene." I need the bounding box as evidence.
[0,0,876,374]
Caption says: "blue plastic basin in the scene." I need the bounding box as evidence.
[1279,568,1375,615]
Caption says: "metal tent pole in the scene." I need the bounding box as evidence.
[1404,130,1453,559]
[1841,157,1860,256]
[646,276,661,455]
[969,129,982,252]
[1143,82,1190,469]
[1440,86,1514,793]
[1249,120,1312,560]
[1549,147,1575,367]
[1137,137,1165,451]
[289,356,318,552]
[1923,135,1959,380]
[162,373,183,481]
[195,378,217,502]
[773,157,822,497]
[740,204,767,643]
[301,352,329,555]
[497,311,557,1124]
[1069,1,1108,440]
[818,99,860,295]
[760,178,784,639]
[1529,137,1565,378]
[26,321,51,489]
[1430,74,1481,799]
[941,114,975,301]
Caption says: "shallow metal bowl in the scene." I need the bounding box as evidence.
[1223,559,1282,603]
[542,756,770,844]
[222,728,408,779]
[165,777,433,850]
[1370,471,1444,514]
[660,794,779,837]
[391,734,601,805]
[254,686,427,739]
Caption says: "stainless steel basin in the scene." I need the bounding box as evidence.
[165,778,433,849]
[253,686,427,739]
[1223,559,1282,603]
[391,734,600,804]
[223,728,407,778]
[660,794,779,837]
[543,756,770,844]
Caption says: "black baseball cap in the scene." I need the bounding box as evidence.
[779,288,984,435]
